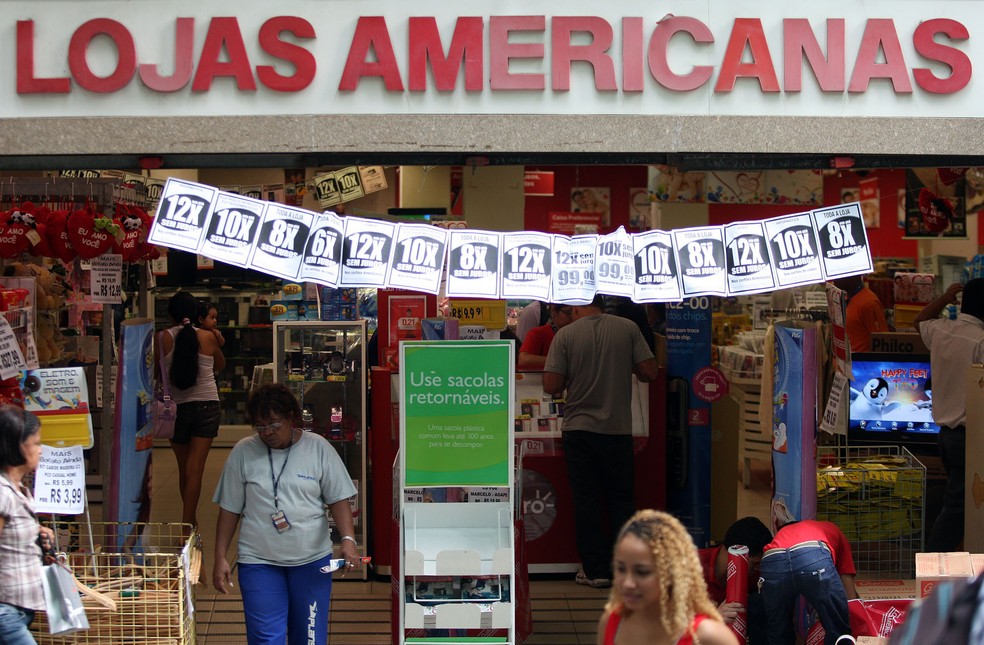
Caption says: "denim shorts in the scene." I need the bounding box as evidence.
[172,400,221,444]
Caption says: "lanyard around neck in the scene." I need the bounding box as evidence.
[267,434,294,510]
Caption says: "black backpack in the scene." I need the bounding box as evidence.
[887,573,984,645]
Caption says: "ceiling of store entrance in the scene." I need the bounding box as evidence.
[5,152,984,172]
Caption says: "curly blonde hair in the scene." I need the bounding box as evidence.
[605,509,723,638]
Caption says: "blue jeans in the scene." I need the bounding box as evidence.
[238,553,334,645]
[928,425,965,551]
[0,603,37,645]
[758,543,850,645]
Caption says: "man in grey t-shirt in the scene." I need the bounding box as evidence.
[543,294,658,587]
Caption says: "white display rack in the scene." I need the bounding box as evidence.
[721,365,770,488]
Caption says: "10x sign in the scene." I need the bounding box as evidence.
[199,193,265,267]
[387,224,447,294]
[147,178,217,252]
[501,232,552,300]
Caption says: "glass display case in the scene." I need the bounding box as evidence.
[272,320,368,575]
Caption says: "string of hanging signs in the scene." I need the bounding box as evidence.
[146,178,873,304]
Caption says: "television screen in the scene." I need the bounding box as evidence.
[848,352,939,443]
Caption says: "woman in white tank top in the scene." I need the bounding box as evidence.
[157,292,225,532]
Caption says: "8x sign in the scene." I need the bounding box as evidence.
[811,203,872,279]
[246,204,314,280]
[447,230,501,298]
[147,178,216,252]
[673,226,727,297]
[199,193,265,267]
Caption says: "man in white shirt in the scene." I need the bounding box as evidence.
[915,279,984,551]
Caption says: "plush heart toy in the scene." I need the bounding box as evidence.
[918,188,953,234]
[0,206,42,258]
[114,204,148,262]
[44,210,78,264]
[68,207,119,260]
[30,206,54,258]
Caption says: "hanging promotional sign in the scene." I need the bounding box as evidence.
[386,223,448,294]
[633,229,681,303]
[673,226,727,297]
[595,226,635,298]
[247,202,316,280]
[401,340,513,487]
[198,192,266,267]
[550,234,597,305]
[723,221,776,295]
[340,217,395,287]
[0,318,28,380]
[90,253,123,304]
[148,178,877,300]
[33,445,86,515]
[146,178,216,252]
[21,367,93,448]
[298,210,345,286]
[500,232,553,301]
[763,211,826,288]
[811,202,874,279]
[446,229,501,298]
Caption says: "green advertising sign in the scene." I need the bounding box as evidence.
[401,341,514,487]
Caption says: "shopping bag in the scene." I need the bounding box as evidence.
[153,333,177,439]
[40,562,89,635]
[152,389,177,439]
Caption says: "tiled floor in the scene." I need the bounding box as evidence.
[146,445,773,644]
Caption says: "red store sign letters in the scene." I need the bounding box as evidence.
[16,15,972,95]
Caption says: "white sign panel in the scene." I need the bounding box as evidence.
[673,226,727,297]
[386,223,447,294]
[246,203,315,280]
[0,318,27,380]
[595,226,635,298]
[33,445,86,515]
[632,230,681,302]
[298,211,345,286]
[339,218,396,287]
[147,178,216,252]
[723,221,777,295]
[811,202,874,279]
[90,254,123,304]
[763,212,826,288]
[500,232,553,300]
[550,235,597,305]
[446,230,501,298]
[819,372,849,436]
[199,192,266,267]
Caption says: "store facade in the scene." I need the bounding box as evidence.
[3,0,984,169]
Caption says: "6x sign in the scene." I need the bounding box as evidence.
[299,211,345,286]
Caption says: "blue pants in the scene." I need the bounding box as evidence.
[759,543,850,645]
[238,553,334,645]
[0,603,37,645]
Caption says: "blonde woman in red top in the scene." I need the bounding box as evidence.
[598,510,737,645]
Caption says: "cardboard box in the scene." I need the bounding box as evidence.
[855,579,917,600]
[869,332,928,355]
[915,552,975,597]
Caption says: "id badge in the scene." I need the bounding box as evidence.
[271,510,291,533]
